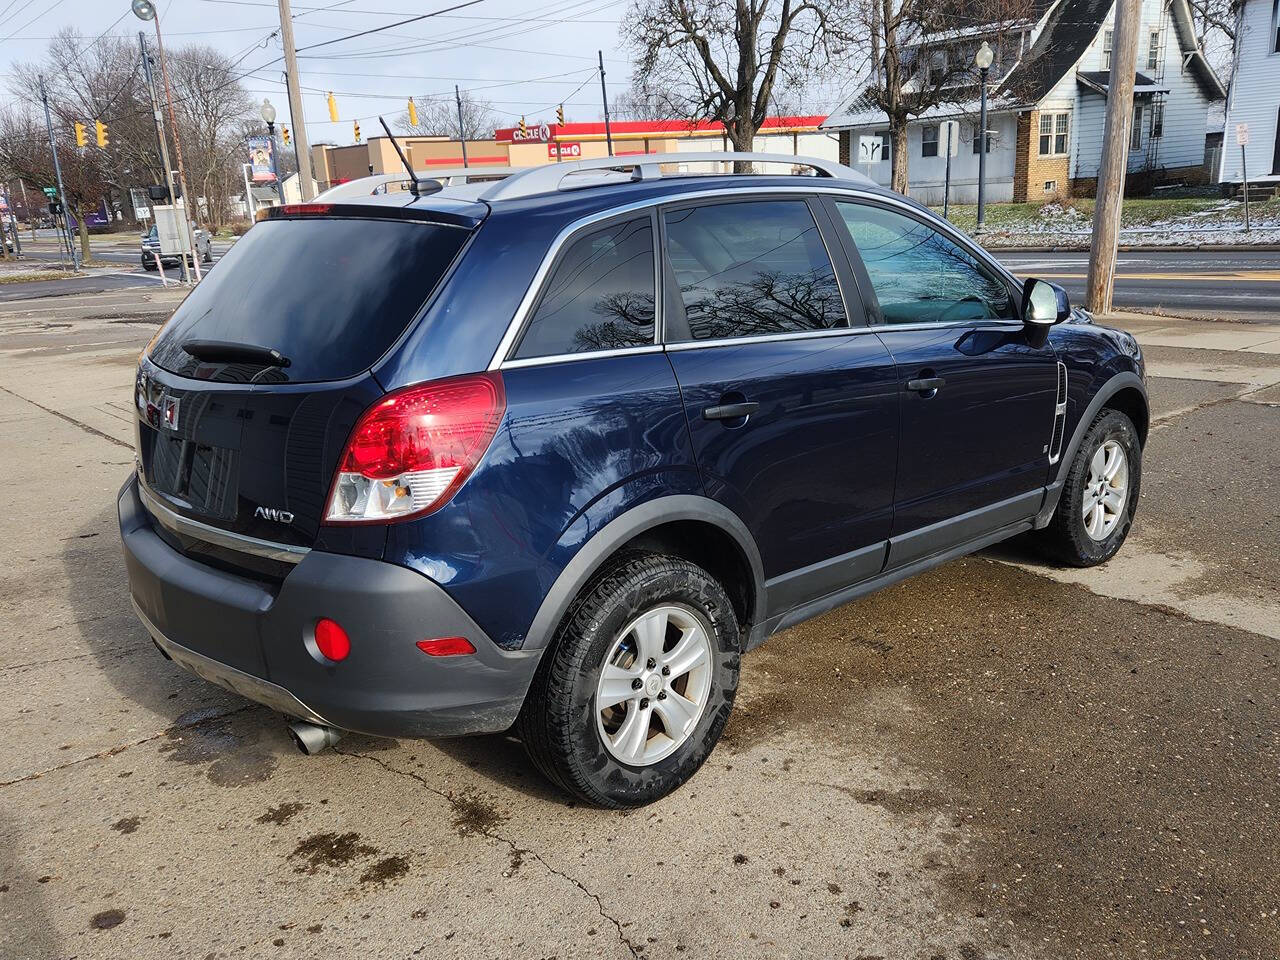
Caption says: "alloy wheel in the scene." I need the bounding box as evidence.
[595,604,713,766]
[1082,439,1129,541]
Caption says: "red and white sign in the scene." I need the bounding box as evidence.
[512,121,551,143]
[549,142,581,159]
[1235,123,1249,146]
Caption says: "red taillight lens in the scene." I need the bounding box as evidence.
[416,636,476,657]
[313,618,350,662]
[324,372,505,524]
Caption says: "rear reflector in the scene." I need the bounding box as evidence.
[416,637,476,657]
[324,372,505,524]
[313,618,351,662]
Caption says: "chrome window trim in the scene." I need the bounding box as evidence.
[665,326,871,352]
[138,478,310,565]
[501,343,665,369]
[487,184,1022,370]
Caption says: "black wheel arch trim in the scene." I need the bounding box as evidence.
[521,495,767,652]
[1036,370,1147,528]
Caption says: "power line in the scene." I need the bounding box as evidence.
[293,0,487,54]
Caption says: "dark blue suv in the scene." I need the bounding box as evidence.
[119,154,1147,807]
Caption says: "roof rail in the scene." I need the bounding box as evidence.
[479,151,871,202]
[314,166,524,201]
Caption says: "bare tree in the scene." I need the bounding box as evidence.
[625,0,850,164]
[854,0,1033,192]
[0,104,110,261]
[166,45,255,229]
[394,91,499,140]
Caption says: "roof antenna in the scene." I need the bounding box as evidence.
[378,116,423,197]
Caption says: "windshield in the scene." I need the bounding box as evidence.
[148,216,469,383]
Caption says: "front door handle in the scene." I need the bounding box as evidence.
[906,377,946,395]
[703,401,759,421]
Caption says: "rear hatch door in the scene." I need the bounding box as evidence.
[137,202,482,562]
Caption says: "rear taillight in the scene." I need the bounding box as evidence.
[323,372,505,524]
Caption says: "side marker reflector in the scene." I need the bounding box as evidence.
[415,637,476,657]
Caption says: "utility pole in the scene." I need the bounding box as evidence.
[278,0,315,200]
[1085,0,1141,314]
[598,50,613,157]
[138,31,186,281]
[38,75,79,271]
[455,85,469,168]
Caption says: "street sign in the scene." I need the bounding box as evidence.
[42,186,57,197]
[1235,123,1249,146]
[940,120,961,158]
[856,134,883,164]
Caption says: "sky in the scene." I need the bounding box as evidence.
[0,0,648,145]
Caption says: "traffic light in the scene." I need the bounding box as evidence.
[95,120,108,148]
[74,122,87,148]
[519,116,527,137]
[353,119,361,143]
[282,125,290,146]
[556,104,564,126]
[327,91,338,122]
[407,97,418,127]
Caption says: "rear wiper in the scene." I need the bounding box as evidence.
[181,339,291,368]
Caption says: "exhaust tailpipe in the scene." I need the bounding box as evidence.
[288,720,342,755]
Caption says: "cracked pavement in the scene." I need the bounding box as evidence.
[0,289,1276,959]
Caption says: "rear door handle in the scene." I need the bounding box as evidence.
[906,377,946,394]
[702,401,759,421]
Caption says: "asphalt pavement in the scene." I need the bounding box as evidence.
[997,249,1280,322]
[0,287,1276,959]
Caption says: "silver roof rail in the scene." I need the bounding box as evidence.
[315,166,525,201]
[479,151,871,202]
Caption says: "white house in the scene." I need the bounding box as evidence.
[822,0,1226,204]
[1219,0,1280,189]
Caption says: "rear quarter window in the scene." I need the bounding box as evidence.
[512,216,656,360]
[149,216,468,383]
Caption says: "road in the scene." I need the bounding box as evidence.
[998,248,1280,322]
[4,234,1277,319]
[0,286,1277,959]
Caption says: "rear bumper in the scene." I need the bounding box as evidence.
[118,474,541,738]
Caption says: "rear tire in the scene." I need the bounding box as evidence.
[518,553,740,808]
[1039,408,1141,567]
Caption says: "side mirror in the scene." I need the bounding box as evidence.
[1022,278,1070,326]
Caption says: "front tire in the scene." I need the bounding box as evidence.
[1039,408,1141,566]
[518,553,740,808]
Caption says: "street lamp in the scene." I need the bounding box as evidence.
[259,99,283,203]
[974,40,994,234]
[259,98,277,135]
[132,0,200,281]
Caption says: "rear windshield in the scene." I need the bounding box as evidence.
[149,217,468,383]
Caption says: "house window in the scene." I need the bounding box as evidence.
[1147,30,1161,70]
[922,125,939,157]
[878,131,892,165]
[1151,102,1164,138]
[929,51,948,87]
[1044,180,1058,193]
[1103,29,1113,59]
[1273,0,1279,54]
[1039,112,1069,155]
[1131,104,1144,149]
[972,122,993,154]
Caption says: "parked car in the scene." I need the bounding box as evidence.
[119,154,1147,808]
[140,223,212,269]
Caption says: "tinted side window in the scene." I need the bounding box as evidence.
[513,217,655,360]
[663,200,846,342]
[835,202,1015,325]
